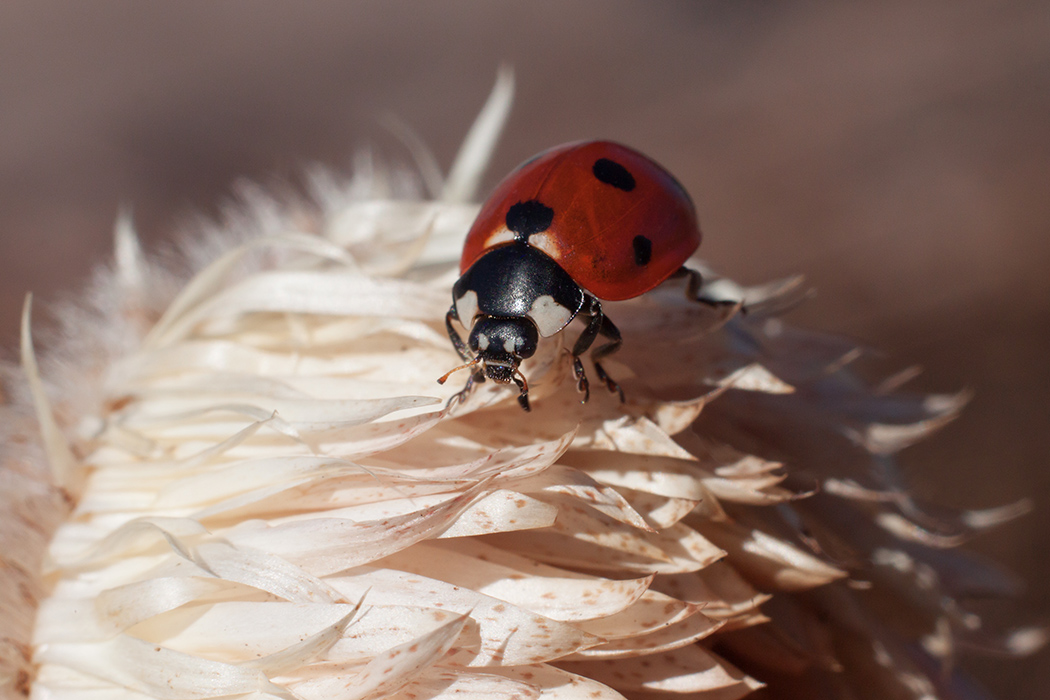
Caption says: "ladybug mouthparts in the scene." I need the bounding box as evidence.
[478,361,518,384]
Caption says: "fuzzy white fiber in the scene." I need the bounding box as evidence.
[0,72,1041,700]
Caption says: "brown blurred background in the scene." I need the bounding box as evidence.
[1,1,1046,696]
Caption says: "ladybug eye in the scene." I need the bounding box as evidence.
[592,158,636,192]
[512,320,539,359]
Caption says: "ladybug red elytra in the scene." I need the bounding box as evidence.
[440,140,712,411]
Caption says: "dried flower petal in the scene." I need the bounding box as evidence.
[1,72,1040,700]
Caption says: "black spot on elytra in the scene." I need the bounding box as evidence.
[506,200,554,240]
[633,235,652,266]
[592,158,636,191]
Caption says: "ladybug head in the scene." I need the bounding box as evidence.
[438,314,539,411]
[467,315,539,382]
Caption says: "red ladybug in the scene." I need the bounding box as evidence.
[440,140,707,411]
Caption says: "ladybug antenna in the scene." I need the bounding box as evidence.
[437,356,481,385]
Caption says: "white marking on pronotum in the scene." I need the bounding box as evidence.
[477,333,490,351]
[455,289,479,328]
[527,295,574,336]
[503,337,516,353]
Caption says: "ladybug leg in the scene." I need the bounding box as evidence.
[673,267,743,312]
[590,317,625,403]
[445,304,486,386]
[446,372,475,411]
[445,305,472,362]
[571,358,590,403]
[443,306,486,411]
[511,373,531,412]
[572,296,625,403]
[571,300,603,403]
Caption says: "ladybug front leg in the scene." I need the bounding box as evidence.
[511,374,531,412]
[445,305,472,362]
[445,304,486,386]
[448,371,489,412]
[443,305,485,411]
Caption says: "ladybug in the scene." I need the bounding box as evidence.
[440,140,710,411]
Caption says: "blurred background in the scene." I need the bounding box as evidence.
[1,1,1046,696]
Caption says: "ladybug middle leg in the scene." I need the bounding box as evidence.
[572,296,625,404]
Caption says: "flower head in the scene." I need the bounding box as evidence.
[3,71,1041,700]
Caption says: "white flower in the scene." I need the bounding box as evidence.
[2,70,1041,700]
